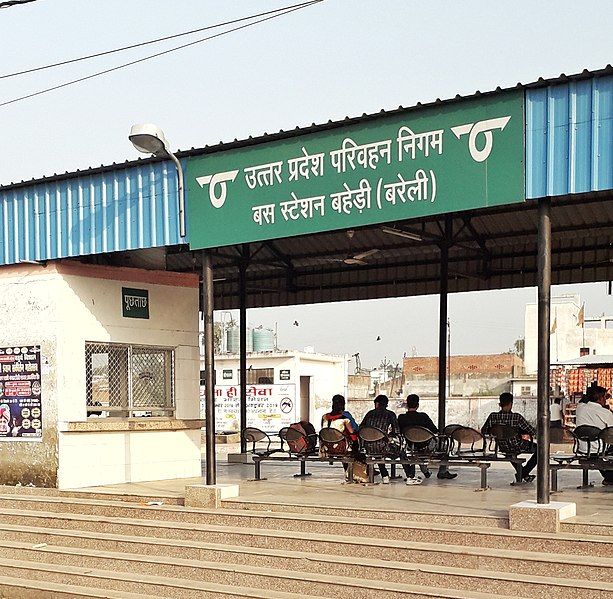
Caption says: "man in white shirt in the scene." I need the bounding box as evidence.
[575,385,613,485]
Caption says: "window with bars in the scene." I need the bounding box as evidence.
[246,368,274,385]
[86,342,175,418]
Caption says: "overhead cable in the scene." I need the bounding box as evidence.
[0,0,323,108]
[0,0,37,8]
[1,0,319,80]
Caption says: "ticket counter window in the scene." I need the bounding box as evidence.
[86,342,175,418]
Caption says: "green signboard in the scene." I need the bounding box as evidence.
[187,91,524,249]
[122,287,149,319]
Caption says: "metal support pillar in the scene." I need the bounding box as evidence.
[437,217,451,432]
[536,199,551,504]
[202,250,216,485]
[239,244,249,454]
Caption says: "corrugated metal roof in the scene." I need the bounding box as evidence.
[0,160,182,265]
[1,65,611,193]
[526,75,613,198]
[161,191,612,310]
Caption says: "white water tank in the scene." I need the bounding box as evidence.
[252,328,275,352]
[226,326,253,353]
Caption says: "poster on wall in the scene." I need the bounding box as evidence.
[0,345,42,441]
[210,384,297,433]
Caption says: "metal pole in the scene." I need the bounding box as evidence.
[536,198,551,504]
[202,250,216,485]
[239,244,249,454]
[437,217,451,432]
[168,153,185,239]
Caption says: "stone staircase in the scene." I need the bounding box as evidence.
[0,492,609,598]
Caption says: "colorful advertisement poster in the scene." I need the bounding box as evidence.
[0,345,42,441]
[208,384,297,433]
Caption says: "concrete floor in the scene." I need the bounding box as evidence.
[73,445,613,524]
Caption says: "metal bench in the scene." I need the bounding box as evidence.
[248,426,354,481]
[550,425,613,491]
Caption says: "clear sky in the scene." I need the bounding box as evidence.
[1,0,611,366]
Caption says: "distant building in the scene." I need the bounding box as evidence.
[204,350,348,432]
[403,353,523,398]
[524,295,613,374]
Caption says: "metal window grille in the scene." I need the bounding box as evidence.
[246,368,274,385]
[86,342,175,417]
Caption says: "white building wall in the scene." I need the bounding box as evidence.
[213,351,348,429]
[0,266,62,486]
[55,264,200,488]
[0,262,201,489]
[524,295,613,374]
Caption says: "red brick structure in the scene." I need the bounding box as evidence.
[403,354,523,398]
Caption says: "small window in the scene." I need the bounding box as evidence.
[86,342,174,418]
[246,368,274,385]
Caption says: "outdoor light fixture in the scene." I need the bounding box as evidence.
[129,124,186,238]
[381,226,423,242]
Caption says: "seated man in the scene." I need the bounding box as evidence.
[576,385,613,486]
[481,392,537,483]
[360,395,398,484]
[397,394,436,485]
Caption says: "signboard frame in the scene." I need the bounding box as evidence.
[187,91,525,249]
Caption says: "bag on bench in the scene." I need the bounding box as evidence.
[287,421,317,454]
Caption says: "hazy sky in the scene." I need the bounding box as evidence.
[1,1,611,366]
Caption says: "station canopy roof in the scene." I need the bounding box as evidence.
[3,66,610,311]
[166,191,612,309]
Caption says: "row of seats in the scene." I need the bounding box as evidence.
[244,423,529,460]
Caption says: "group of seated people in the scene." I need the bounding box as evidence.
[321,391,538,485]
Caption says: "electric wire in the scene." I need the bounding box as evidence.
[0,0,322,108]
[0,0,319,80]
[0,0,37,8]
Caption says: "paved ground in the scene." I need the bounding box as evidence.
[74,443,613,523]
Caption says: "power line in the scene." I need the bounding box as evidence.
[0,0,323,109]
[1,1,319,80]
[0,0,37,8]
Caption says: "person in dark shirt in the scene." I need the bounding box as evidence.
[360,395,399,484]
[398,394,458,484]
[481,392,537,483]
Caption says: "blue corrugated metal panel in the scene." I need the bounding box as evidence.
[0,160,182,266]
[526,75,613,198]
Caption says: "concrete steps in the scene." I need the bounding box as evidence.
[0,492,609,597]
[0,557,326,599]
[222,498,509,528]
[1,521,612,583]
[561,518,613,537]
[0,576,158,599]
[0,534,610,598]
[0,494,609,557]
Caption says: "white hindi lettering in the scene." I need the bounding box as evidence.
[397,127,444,161]
[288,147,325,182]
[252,204,276,226]
[377,169,437,208]
[330,138,392,173]
[280,193,326,221]
[330,179,372,215]
[244,161,283,190]
[124,295,147,311]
